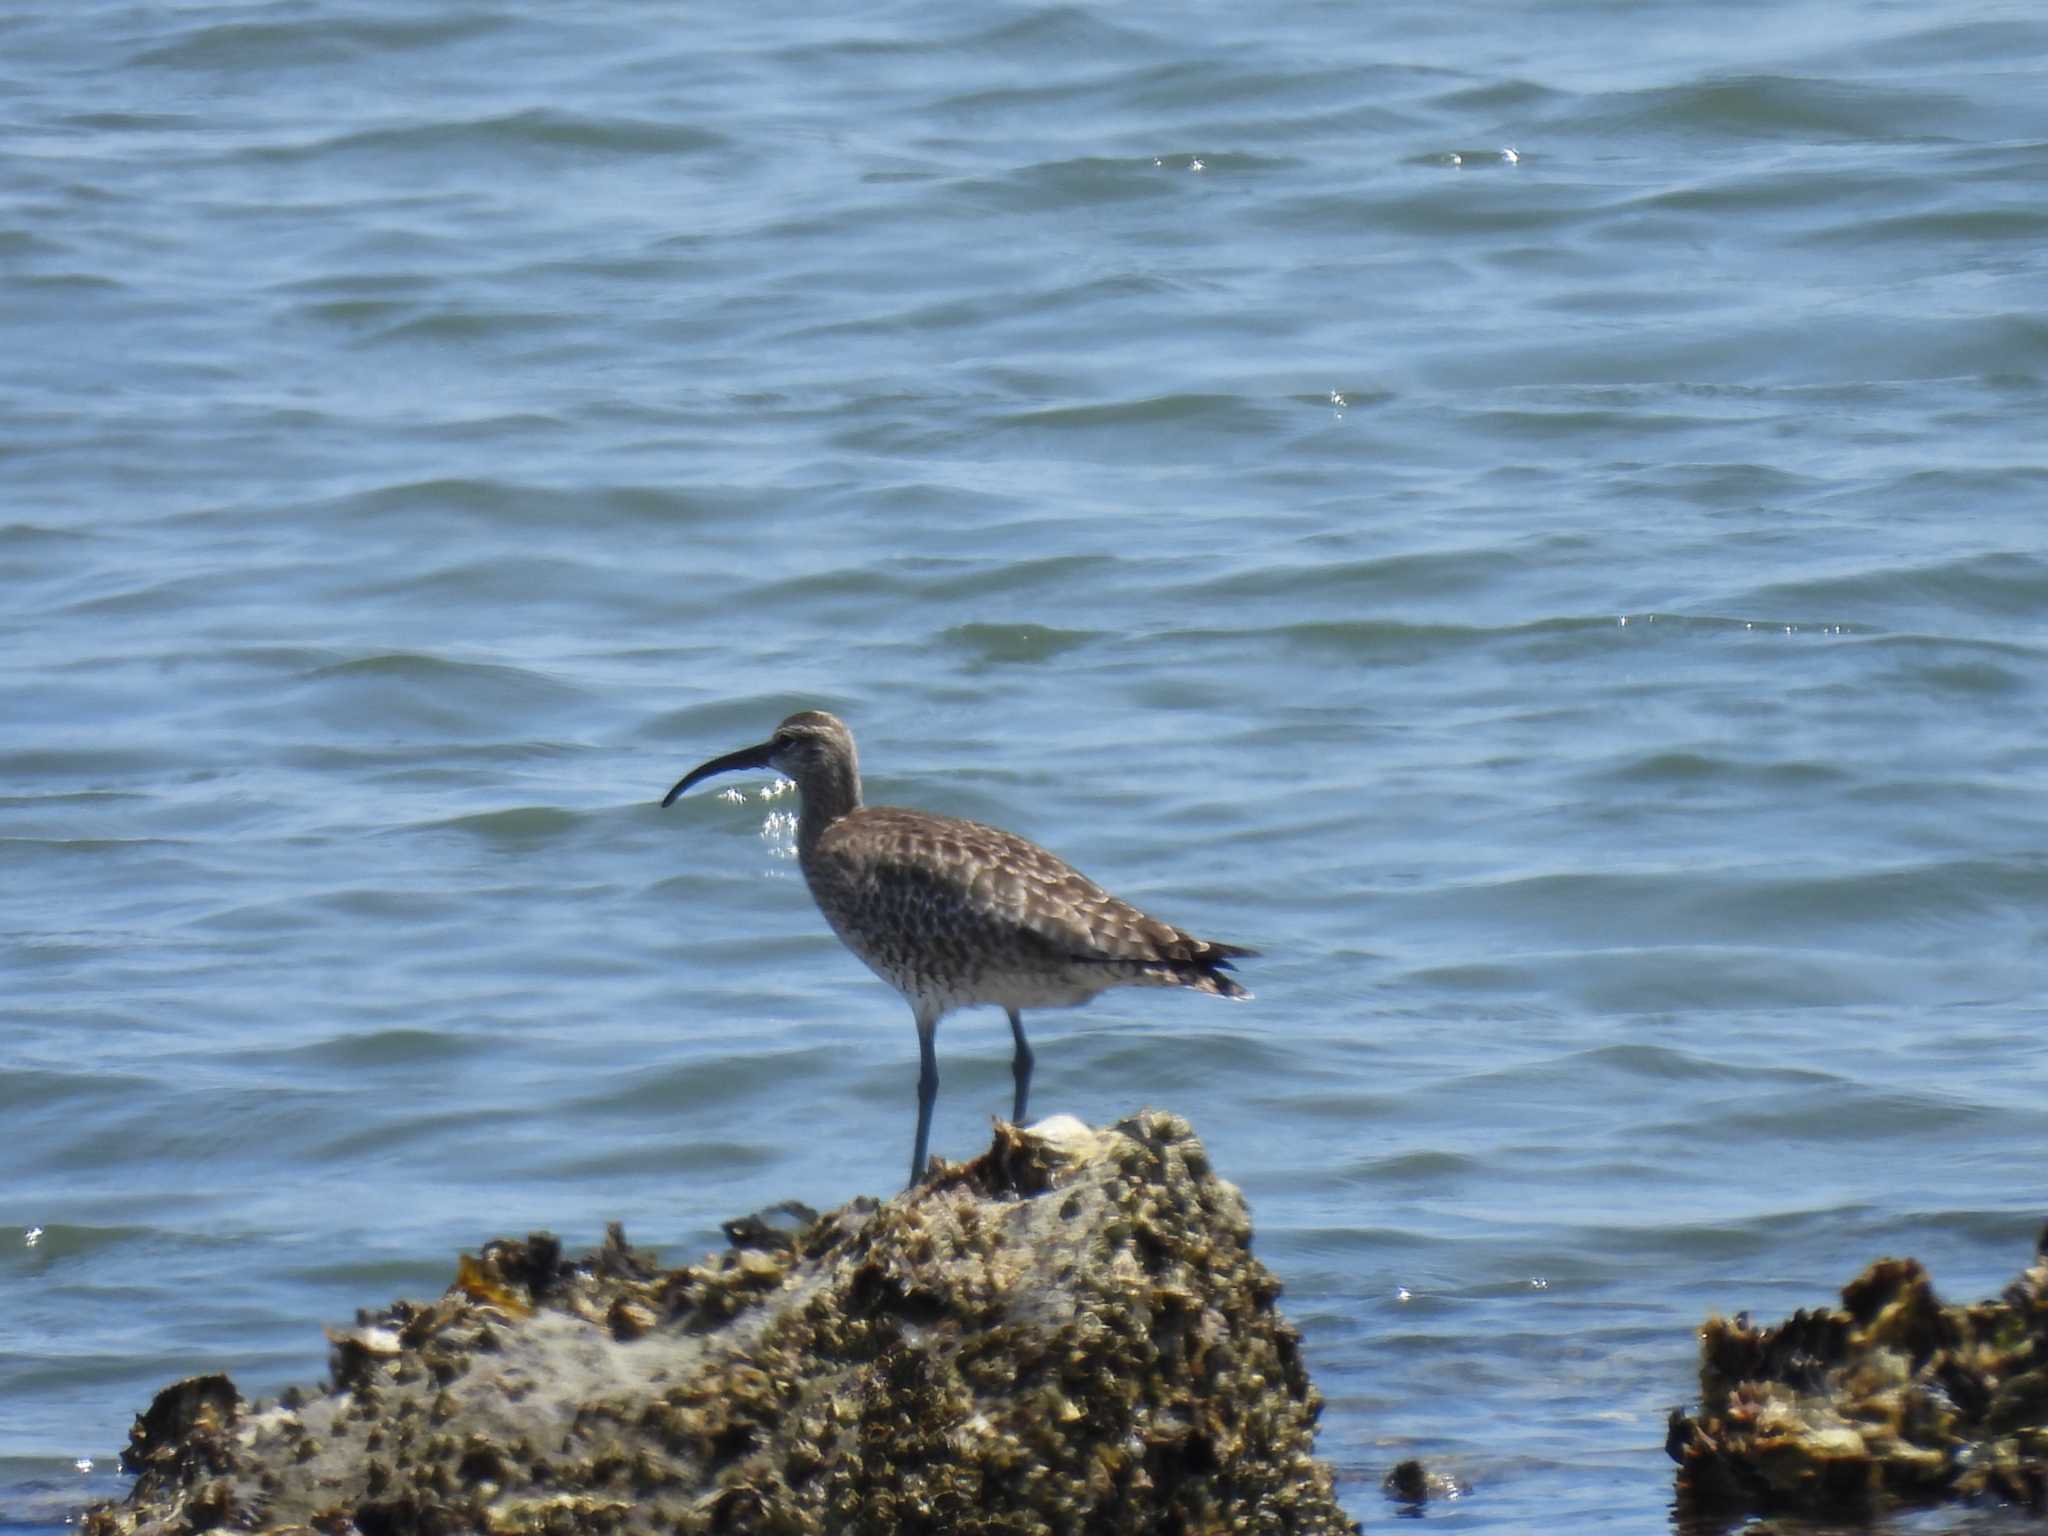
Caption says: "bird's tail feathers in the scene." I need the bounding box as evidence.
[1195,969,1253,1001]
[1072,937,1256,999]
[1181,939,1255,1001]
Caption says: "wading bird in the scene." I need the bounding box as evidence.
[662,711,1254,1186]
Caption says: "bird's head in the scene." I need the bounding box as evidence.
[662,710,859,807]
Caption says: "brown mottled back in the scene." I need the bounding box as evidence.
[804,805,1251,1012]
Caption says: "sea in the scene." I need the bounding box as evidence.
[3,1,2045,1530]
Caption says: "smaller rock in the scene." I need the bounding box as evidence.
[720,1201,818,1253]
[1381,1457,1464,1504]
[1670,1225,2048,1522]
[1382,1458,1428,1502]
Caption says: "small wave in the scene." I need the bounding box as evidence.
[411,805,584,846]
[1735,550,2048,627]
[940,622,1102,667]
[244,109,727,167]
[132,15,509,71]
[1589,73,1963,143]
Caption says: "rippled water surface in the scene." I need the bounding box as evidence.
[5,0,2046,1529]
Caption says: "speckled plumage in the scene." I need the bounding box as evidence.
[663,711,1254,1185]
[804,804,1251,1015]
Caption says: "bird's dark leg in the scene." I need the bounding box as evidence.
[910,1008,940,1188]
[1007,1007,1033,1125]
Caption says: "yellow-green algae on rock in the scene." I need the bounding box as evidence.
[1670,1227,2048,1523]
[86,1112,1358,1536]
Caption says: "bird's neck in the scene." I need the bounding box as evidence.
[795,762,861,861]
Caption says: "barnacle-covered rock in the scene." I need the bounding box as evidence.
[1669,1227,2048,1522]
[85,1112,1356,1535]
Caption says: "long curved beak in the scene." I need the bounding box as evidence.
[661,740,777,807]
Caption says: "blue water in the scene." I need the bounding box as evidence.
[5,1,2047,1530]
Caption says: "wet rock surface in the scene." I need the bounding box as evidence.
[1669,1226,2048,1523]
[85,1112,1357,1535]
